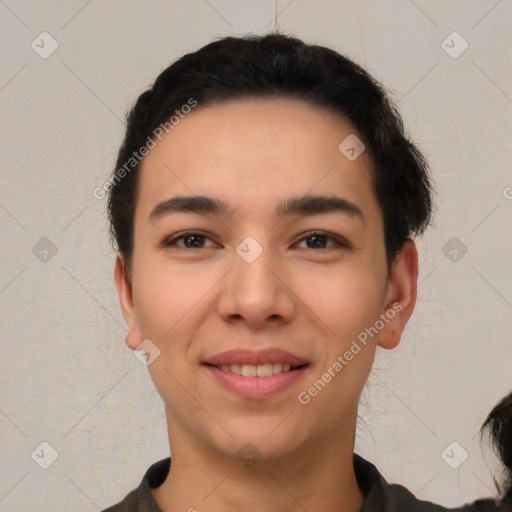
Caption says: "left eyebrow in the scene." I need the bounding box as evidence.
[276,195,364,224]
[148,194,365,224]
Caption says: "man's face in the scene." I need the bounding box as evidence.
[117,97,404,461]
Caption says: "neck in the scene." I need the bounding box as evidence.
[153,415,365,512]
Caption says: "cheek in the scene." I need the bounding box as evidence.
[132,267,209,403]
[131,263,207,341]
[294,263,385,339]
[296,272,380,414]
[133,266,180,348]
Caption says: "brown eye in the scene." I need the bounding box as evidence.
[296,231,350,250]
[163,231,217,249]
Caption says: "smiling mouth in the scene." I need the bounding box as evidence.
[205,363,308,377]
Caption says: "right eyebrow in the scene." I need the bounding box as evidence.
[148,196,232,222]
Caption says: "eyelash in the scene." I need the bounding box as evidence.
[162,230,350,250]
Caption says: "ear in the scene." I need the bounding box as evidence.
[114,254,143,350]
[378,240,418,350]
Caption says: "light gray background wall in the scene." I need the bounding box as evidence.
[1,0,511,510]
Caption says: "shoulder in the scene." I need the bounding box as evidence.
[101,458,170,512]
[385,482,504,512]
[354,454,506,512]
[354,453,449,511]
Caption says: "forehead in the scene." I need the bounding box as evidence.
[136,97,379,223]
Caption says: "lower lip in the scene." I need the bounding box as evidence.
[204,365,309,399]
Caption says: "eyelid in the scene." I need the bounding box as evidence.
[293,230,351,249]
[161,230,219,249]
[161,230,350,250]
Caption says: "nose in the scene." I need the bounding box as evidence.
[216,244,296,331]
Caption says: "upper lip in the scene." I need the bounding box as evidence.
[203,348,309,367]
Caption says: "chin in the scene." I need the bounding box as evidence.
[211,421,309,463]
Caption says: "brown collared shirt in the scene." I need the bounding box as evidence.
[102,454,510,512]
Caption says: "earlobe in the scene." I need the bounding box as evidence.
[378,240,418,350]
[114,254,143,350]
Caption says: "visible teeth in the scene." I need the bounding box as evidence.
[230,363,241,375]
[241,364,256,377]
[218,363,298,377]
[256,363,273,377]
[272,363,283,374]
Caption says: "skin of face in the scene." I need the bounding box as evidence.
[114,97,418,511]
